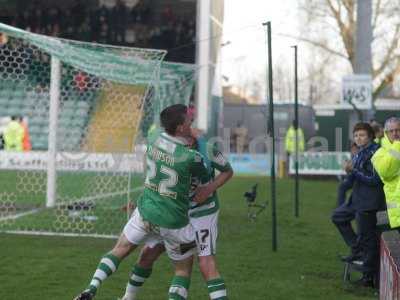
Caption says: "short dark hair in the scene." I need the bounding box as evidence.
[353,122,375,139]
[370,122,382,134]
[160,104,187,135]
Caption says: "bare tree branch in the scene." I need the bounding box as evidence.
[372,0,382,30]
[373,24,400,79]
[373,56,400,99]
[298,0,400,101]
[277,33,349,60]
[326,0,355,68]
[326,0,340,20]
[342,0,355,15]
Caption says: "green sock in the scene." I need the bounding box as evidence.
[87,253,121,295]
[207,278,227,299]
[168,275,191,300]
[123,264,152,300]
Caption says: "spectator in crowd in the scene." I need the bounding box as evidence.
[98,21,111,44]
[4,1,197,62]
[3,116,24,152]
[71,0,86,30]
[285,121,305,155]
[111,0,128,44]
[19,116,31,152]
[48,7,60,27]
[132,0,150,24]
[331,122,385,288]
[0,132,4,150]
[31,8,44,33]
[372,117,400,228]
[285,121,305,174]
[76,19,91,43]
[233,122,248,153]
[61,10,76,40]
[51,23,61,37]
[162,5,176,24]
[337,142,358,207]
[149,26,163,49]
[370,120,384,145]
[124,26,136,45]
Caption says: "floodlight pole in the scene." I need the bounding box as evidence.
[264,21,277,252]
[292,45,299,217]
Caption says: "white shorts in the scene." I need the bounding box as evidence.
[191,211,219,256]
[123,208,196,261]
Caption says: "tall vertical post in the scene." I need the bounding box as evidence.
[292,45,299,217]
[46,56,60,208]
[350,0,373,127]
[195,0,211,132]
[264,21,277,252]
[355,0,372,75]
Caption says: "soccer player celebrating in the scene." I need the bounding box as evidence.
[74,104,212,300]
[121,120,233,300]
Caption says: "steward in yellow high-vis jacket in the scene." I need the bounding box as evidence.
[371,117,400,228]
[285,122,305,154]
[3,116,24,152]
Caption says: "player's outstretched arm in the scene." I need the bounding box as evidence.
[193,169,233,203]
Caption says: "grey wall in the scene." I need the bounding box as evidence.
[222,103,316,154]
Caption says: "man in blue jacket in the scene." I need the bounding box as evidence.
[331,122,385,287]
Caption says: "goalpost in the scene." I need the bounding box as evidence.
[0,23,170,238]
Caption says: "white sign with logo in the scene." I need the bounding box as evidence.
[289,152,351,175]
[0,151,145,173]
[341,74,372,110]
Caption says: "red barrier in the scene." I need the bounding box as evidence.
[380,236,400,299]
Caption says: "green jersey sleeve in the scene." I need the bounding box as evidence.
[209,144,232,173]
[189,150,209,180]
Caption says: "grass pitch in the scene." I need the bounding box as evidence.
[0,176,377,299]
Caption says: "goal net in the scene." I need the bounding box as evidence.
[0,23,171,238]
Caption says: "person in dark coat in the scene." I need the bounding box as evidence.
[331,122,385,287]
[337,143,358,207]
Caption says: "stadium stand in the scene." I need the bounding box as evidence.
[0,0,197,151]
[1,0,196,63]
[0,79,95,150]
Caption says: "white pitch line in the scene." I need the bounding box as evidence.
[0,208,42,222]
[3,230,118,239]
[0,186,144,222]
[64,186,144,204]
[48,186,144,207]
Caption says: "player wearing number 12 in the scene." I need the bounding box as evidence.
[73,104,210,300]
[139,135,205,229]
[121,130,233,300]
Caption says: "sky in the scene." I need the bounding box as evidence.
[221,0,300,101]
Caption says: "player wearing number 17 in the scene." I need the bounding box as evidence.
[73,104,210,300]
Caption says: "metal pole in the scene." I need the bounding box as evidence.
[264,21,277,252]
[46,56,60,208]
[195,0,211,132]
[292,45,299,217]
